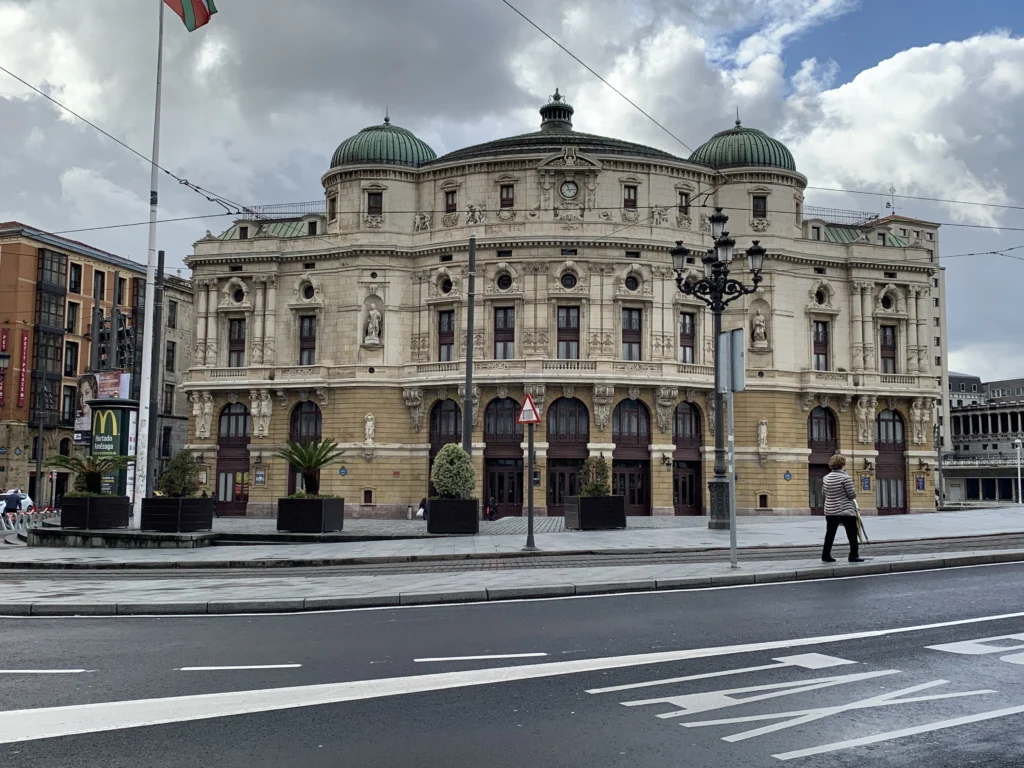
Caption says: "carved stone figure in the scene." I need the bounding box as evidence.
[751,309,768,347]
[198,392,214,440]
[364,303,383,345]
[459,384,481,428]
[654,387,678,432]
[364,413,376,444]
[413,212,433,232]
[190,393,204,438]
[403,388,424,432]
[705,391,716,436]
[251,390,272,438]
[593,385,614,432]
[856,397,872,444]
[466,203,486,226]
[364,214,383,229]
[910,398,925,445]
[651,205,669,226]
[524,384,546,418]
[758,418,769,450]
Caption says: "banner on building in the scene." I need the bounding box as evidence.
[0,328,8,406]
[17,330,28,407]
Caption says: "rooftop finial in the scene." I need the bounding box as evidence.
[552,88,562,102]
[384,103,390,124]
[735,106,741,127]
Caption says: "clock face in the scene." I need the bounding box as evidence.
[560,180,579,199]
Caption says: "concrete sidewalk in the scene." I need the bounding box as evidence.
[0,547,1019,615]
[3,508,1024,568]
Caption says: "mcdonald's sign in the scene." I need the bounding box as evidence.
[93,409,120,437]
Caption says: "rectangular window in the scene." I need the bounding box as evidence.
[679,312,695,364]
[367,191,383,216]
[66,301,79,334]
[811,226,821,240]
[933,297,939,307]
[900,228,908,236]
[623,185,637,209]
[876,233,886,245]
[500,185,514,209]
[34,331,62,374]
[307,220,317,236]
[62,385,76,424]
[68,263,82,294]
[497,250,512,260]
[934,337,941,346]
[752,195,767,219]
[94,270,106,301]
[935,356,942,367]
[37,291,64,330]
[438,310,455,362]
[880,324,897,373]
[913,230,920,239]
[445,190,457,213]
[161,426,173,458]
[39,249,67,288]
[927,232,934,241]
[327,196,337,221]
[960,383,965,391]
[165,340,176,373]
[493,307,515,360]
[621,308,642,361]
[934,317,940,327]
[299,315,317,366]
[166,300,178,330]
[63,341,78,378]
[677,191,689,215]
[926,249,934,262]
[115,277,127,306]
[557,306,579,360]
[625,251,640,259]
[238,225,249,240]
[228,320,245,368]
[162,383,174,415]
[813,321,830,371]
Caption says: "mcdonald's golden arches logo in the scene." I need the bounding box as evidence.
[92,409,119,436]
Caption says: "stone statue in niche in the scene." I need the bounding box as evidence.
[364,303,383,346]
[198,392,214,440]
[757,418,769,449]
[364,413,376,444]
[751,309,768,348]
[856,397,872,444]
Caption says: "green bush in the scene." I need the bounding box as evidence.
[430,443,475,499]
[156,450,200,498]
[579,455,611,497]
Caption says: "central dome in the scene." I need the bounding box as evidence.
[689,120,796,172]
[330,118,437,169]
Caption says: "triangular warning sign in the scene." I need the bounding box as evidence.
[517,393,541,424]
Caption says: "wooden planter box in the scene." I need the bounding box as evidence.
[427,499,479,534]
[277,497,345,533]
[60,496,130,530]
[564,495,626,531]
[140,498,215,533]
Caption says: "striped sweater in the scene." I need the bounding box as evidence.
[822,470,858,516]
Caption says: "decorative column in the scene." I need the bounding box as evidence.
[252,277,266,365]
[860,284,875,371]
[917,288,930,374]
[851,282,864,372]
[194,278,208,366]
[263,277,277,367]
[906,287,919,374]
[205,279,219,367]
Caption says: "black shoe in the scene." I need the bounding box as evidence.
[822,556,837,563]
[849,557,867,563]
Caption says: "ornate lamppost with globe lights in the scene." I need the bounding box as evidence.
[670,207,767,530]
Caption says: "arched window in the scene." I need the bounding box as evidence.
[673,402,702,448]
[59,438,72,457]
[876,409,905,447]
[484,398,522,444]
[429,399,461,445]
[546,398,589,444]
[218,403,251,440]
[808,407,837,450]
[613,400,650,445]
[290,401,322,444]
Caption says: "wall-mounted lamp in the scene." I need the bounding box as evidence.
[918,458,932,472]
[661,455,672,468]
[863,458,874,471]
[255,453,264,465]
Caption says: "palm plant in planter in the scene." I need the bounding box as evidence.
[273,439,346,533]
[141,450,214,532]
[47,454,135,529]
[566,455,625,530]
[427,443,479,534]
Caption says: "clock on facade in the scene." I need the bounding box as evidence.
[559,180,579,199]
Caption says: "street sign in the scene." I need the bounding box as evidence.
[517,393,541,424]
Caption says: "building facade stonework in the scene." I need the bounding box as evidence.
[184,94,945,518]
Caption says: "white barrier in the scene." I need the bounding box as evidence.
[0,511,54,533]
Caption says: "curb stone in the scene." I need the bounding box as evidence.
[0,551,1020,616]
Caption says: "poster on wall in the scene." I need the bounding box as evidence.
[0,328,7,406]
[17,330,28,407]
[74,373,132,445]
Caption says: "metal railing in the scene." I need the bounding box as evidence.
[803,206,879,226]
[1,510,54,533]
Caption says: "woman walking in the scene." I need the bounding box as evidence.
[821,454,865,563]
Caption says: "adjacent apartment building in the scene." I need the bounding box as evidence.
[0,222,193,502]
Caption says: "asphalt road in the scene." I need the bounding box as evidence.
[2,563,1024,767]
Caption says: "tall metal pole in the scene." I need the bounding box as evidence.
[132,0,165,526]
[523,422,537,551]
[727,388,737,567]
[461,234,476,456]
[148,251,165,489]
[1016,440,1022,505]
[33,388,51,504]
[88,306,102,372]
[709,284,729,530]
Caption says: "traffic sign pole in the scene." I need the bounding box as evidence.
[517,393,541,552]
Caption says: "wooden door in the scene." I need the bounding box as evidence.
[546,460,580,516]
[672,461,701,515]
[216,463,250,516]
[612,462,650,515]
[809,463,829,516]
[486,460,523,517]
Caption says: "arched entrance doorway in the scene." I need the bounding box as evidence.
[217,403,251,516]
[808,406,838,515]
[484,397,523,517]
[288,401,322,495]
[546,397,589,515]
[612,399,651,515]
[673,402,703,515]
[876,409,907,514]
[428,399,462,497]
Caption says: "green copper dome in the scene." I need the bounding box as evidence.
[330,117,437,169]
[690,121,796,172]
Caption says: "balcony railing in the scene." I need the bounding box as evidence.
[677,363,715,377]
[942,456,1022,468]
[542,360,597,371]
[881,374,917,385]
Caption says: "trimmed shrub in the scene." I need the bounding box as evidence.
[579,455,611,497]
[430,443,475,499]
[156,450,200,498]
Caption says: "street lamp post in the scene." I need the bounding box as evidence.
[1015,438,1022,505]
[671,208,765,531]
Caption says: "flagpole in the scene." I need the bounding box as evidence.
[131,0,166,526]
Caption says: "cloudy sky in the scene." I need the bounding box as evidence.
[0,0,1022,379]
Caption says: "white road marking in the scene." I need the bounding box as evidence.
[1000,652,1024,665]
[414,653,548,663]
[0,670,89,675]
[2,610,1024,744]
[773,704,1024,760]
[177,664,302,672]
[587,653,856,694]
[928,633,1024,656]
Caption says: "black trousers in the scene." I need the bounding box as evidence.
[823,515,859,560]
